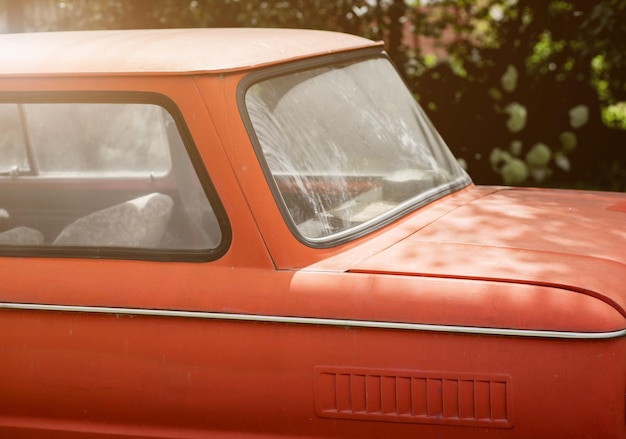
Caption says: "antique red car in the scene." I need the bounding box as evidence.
[0,28,625,438]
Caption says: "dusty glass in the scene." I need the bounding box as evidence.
[0,103,220,252]
[245,57,470,241]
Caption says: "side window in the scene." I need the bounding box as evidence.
[0,105,28,173]
[0,100,224,259]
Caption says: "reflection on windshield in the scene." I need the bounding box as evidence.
[246,57,470,241]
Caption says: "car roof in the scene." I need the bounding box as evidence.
[0,28,381,77]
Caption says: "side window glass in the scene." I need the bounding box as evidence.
[0,100,223,259]
[26,103,171,175]
[0,104,29,174]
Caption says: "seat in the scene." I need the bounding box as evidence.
[53,193,174,248]
[0,226,45,245]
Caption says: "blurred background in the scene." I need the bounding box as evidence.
[1,0,624,191]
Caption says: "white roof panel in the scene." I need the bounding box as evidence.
[0,28,380,76]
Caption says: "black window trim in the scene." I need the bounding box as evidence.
[0,91,231,262]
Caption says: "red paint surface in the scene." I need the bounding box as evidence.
[1,30,625,438]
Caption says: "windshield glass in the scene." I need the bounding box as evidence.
[245,56,470,242]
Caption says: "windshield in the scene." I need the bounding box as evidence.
[245,56,470,242]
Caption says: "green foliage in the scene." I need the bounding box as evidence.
[603,102,626,130]
[1,0,624,190]
[407,0,625,189]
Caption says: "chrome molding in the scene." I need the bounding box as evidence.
[1,302,624,340]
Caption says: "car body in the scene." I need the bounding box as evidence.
[0,28,625,438]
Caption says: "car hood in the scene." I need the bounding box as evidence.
[349,187,626,318]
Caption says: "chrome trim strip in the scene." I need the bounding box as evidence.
[1,302,625,339]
